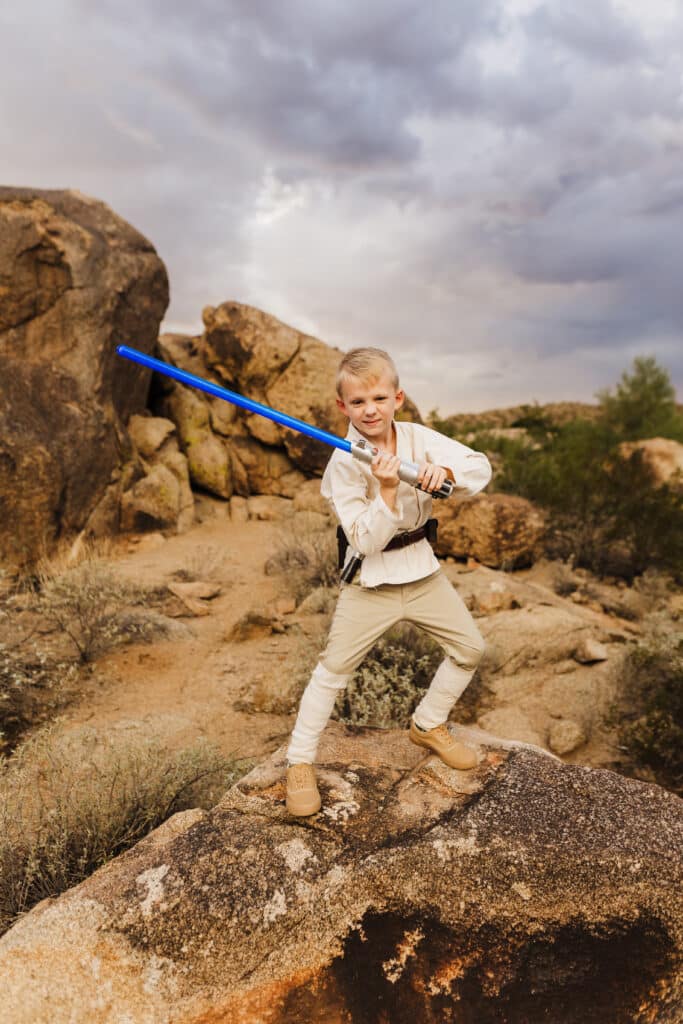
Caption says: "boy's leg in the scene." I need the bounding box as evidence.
[404,570,485,731]
[286,582,402,766]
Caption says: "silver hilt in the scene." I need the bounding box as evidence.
[350,439,454,499]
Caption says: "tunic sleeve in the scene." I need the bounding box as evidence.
[422,425,492,497]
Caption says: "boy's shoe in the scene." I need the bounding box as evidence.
[286,763,321,816]
[408,718,479,770]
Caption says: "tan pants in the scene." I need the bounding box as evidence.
[286,569,485,764]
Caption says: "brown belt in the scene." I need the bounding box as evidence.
[382,519,437,551]
[336,518,438,573]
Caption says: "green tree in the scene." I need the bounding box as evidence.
[596,355,683,441]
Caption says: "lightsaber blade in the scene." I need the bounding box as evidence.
[115,345,453,498]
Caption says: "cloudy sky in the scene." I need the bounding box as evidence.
[2,0,682,414]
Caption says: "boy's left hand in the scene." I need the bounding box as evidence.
[417,462,448,493]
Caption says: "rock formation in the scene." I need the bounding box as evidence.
[1,722,681,1023]
[152,304,424,501]
[433,492,547,569]
[0,187,169,564]
[617,437,683,489]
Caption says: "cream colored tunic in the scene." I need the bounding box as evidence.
[320,420,492,588]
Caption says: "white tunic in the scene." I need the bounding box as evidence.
[321,419,492,588]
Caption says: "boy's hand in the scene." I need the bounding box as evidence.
[417,461,448,493]
[371,450,402,489]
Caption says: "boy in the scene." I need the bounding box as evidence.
[286,348,492,816]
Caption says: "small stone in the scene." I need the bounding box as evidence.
[548,719,587,755]
[573,638,609,664]
[168,581,221,601]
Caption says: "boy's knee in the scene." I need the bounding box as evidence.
[313,660,352,689]
[456,634,486,672]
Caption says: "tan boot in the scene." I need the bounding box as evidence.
[286,763,321,816]
[408,719,479,770]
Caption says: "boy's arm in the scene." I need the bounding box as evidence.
[322,454,403,556]
[421,425,492,497]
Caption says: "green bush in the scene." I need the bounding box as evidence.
[0,728,251,935]
[616,636,683,795]
[596,355,683,442]
[430,358,683,581]
[333,623,446,728]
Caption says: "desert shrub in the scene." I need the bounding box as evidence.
[332,623,444,728]
[615,635,683,795]
[264,516,339,602]
[488,414,683,582]
[0,728,251,935]
[596,355,683,442]
[35,559,170,663]
[172,544,230,582]
[0,642,77,753]
[431,358,683,582]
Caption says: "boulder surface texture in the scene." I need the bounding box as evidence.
[1,722,681,1023]
[0,187,169,564]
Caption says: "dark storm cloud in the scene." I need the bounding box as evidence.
[1,0,682,408]
[71,0,501,168]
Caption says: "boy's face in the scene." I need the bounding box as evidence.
[336,370,405,442]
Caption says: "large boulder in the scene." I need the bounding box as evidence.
[0,187,169,565]
[617,437,683,490]
[1,723,681,1023]
[433,492,546,569]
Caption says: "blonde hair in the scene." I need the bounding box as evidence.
[336,347,399,398]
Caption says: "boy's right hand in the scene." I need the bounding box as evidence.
[371,451,401,489]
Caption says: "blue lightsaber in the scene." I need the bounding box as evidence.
[116,344,453,499]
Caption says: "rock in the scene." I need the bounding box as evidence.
[274,597,297,616]
[292,478,332,517]
[185,435,233,499]
[119,464,180,531]
[476,707,546,747]
[433,493,546,569]
[167,581,221,601]
[0,187,169,566]
[617,438,683,490]
[228,435,306,498]
[121,415,195,535]
[471,581,519,615]
[573,638,609,664]
[126,415,176,459]
[548,718,587,755]
[1,722,681,1023]
[246,495,295,521]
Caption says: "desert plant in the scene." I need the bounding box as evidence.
[0,642,77,754]
[614,634,683,795]
[332,623,444,728]
[172,544,230,582]
[264,516,339,602]
[0,727,251,935]
[596,355,683,442]
[35,559,168,663]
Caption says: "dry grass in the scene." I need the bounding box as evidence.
[0,726,252,936]
[171,544,231,583]
[0,546,180,751]
[264,516,339,603]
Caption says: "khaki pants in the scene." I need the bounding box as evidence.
[286,569,485,764]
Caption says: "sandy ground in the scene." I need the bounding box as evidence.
[37,508,666,778]
[58,518,318,766]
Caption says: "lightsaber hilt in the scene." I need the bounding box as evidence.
[350,439,454,499]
